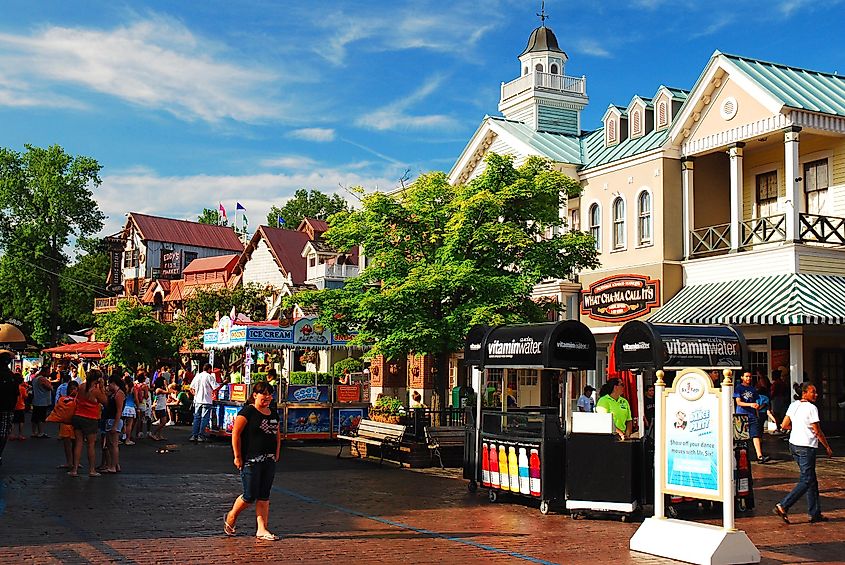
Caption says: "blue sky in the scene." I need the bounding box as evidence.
[1,0,844,238]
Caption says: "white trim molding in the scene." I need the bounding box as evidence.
[791,110,845,134]
[682,113,792,156]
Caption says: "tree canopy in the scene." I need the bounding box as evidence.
[171,284,271,351]
[60,238,110,332]
[96,299,176,369]
[267,189,349,228]
[197,207,223,225]
[0,144,105,344]
[290,154,599,398]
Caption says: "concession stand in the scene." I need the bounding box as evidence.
[463,320,596,514]
[612,320,755,515]
[203,315,369,439]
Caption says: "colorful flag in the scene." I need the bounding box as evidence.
[236,202,246,211]
[277,216,285,227]
[243,215,249,227]
[219,203,227,219]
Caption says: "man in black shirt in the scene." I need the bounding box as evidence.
[0,350,20,466]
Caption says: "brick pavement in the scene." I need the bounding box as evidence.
[0,424,843,564]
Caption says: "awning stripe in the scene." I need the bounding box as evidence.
[649,273,845,325]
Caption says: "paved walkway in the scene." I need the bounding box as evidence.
[0,424,843,564]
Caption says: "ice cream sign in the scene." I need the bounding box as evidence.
[581,274,660,322]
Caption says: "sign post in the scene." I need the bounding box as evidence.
[630,368,760,564]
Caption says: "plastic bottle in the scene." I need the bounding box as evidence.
[508,446,520,492]
[737,448,750,497]
[518,447,530,494]
[481,442,490,487]
[529,448,541,496]
[498,445,510,491]
[489,443,500,488]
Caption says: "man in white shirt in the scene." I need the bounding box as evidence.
[576,385,595,412]
[773,383,833,524]
[189,363,225,442]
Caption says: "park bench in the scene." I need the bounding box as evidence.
[337,420,406,466]
[424,425,466,469]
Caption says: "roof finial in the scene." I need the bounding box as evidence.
[537,1,548,26]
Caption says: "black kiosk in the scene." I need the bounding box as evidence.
[612,320,755,514]
[463,320,596,514]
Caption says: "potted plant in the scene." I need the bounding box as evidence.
[369,395,403,424]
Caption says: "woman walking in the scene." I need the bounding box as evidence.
[134,372,151,439]
[224,382,281,540]
[150,376,168,441]
[122,374,136,445]
[69,370,106,477]
[100,374,125,473]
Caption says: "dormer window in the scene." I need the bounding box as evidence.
[607,119,617,145]
[535,63,544,72]
[550,63,559,74]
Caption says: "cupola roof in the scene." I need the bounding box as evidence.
[520,26,565,57]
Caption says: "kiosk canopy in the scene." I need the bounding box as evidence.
[473,320,596,369]
[615,320,747,371]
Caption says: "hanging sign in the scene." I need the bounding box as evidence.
[662,368,722,499]
[581,274,660,322]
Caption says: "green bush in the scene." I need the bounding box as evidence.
[374,395,403,415]
[289,371,332,385]
[250,371,267,383]
[331,357,363,378]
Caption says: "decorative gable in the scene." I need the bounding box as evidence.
[602,106,627,147]
[627,97,654,139]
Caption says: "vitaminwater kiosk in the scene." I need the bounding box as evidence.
[619,321,760,565]
[463,320,596,514]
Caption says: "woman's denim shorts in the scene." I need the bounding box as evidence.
[241,459,276,502]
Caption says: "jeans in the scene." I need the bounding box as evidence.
[240,459,277,502]
[192,403,213,438]
[779,444,820,518]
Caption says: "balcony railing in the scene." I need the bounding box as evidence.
[691,223,731,256]
[799,213,845,245]
[501,72,586,101]
[93,296,120,313]
[307,263,359,281]
[741,214,786,247]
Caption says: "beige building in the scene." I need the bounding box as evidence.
[451,24,845,428]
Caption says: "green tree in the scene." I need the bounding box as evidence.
[96,299,176,369]
[290,154,599,401]
[0,144,104,344]
[60,238,110,332]
[172,284,271,351]
[266,189,349,228]
[197,207,223,225]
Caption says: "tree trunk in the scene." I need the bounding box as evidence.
[434,350,450,425]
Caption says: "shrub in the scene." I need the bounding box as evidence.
[289,371,332,385]
[331,357,363,378]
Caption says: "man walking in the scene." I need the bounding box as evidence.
[30,368,53,438]
[189,364,225,442]
[0,350,19,466]
[774,383,833,524]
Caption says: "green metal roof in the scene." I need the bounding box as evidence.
[489,117,584,165]
[581,127,668,169]
[722,53,845,116]
[661,86,689,100]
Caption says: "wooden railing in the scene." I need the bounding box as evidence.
[741,214,786,248]
[690,222,731,255]
[405,408,467,441]
[799,213,845,245]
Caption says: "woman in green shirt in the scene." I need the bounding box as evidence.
[596,378,632,440]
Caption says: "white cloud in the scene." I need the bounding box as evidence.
[260,155,318,169]
[0,15,292,123]
[574,39,612,58]
[778,0,812,15]
[287,128,336,142]
[96,167,399,237]
[356,75,459,132]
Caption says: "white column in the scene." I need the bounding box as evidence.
[729,143,745,252]
[682,158,695,259]
[784,127,802,242]
[653,371,666,519]
[789,326,804,391]
[721,370,735,531]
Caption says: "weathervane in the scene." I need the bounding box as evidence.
[537,1,548,26]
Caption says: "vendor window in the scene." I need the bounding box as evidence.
[755,170,778,217]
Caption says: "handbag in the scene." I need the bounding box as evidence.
[47,395,77,424]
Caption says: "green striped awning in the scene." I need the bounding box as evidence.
[649,273,845,325]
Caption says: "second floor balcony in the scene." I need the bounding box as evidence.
[306,262,359,282]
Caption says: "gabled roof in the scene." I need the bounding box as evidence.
[128,213,243,252]
[298,218,329,233]
[658,86,689,100]
[582,127,668,169]
[183,254,240,274]
[239,226,310,285]
[720,52,845,117]
[487,117,583,165]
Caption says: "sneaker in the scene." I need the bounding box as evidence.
[125,440,135,446]
[809,515,829,523]
[189,436,197,442]
[165,422,175,427]
[197,436,209,443]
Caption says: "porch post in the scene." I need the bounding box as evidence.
[784,127,802,242]
[682,158,695,259]
[788,326,804,393]
[729,143,745,252]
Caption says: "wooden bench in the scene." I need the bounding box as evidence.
[424,425,466,469]
[337,420,406,466]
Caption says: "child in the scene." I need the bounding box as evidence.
[11,374,27,441]
[58,381,79,470]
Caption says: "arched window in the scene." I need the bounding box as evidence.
[589,204,601,251]
[612,197,625,249]
[535,63,544,73]
[550,63,559,74]
[638,191,652,245]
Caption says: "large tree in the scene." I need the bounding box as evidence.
[290,154,600,401]
[0,145,104,344]
[96,300,176,370]
[60,238,110,332]
[172,284,271,351]
[267,189,349,228]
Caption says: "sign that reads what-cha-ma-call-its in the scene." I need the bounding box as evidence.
[581,274,660,323]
